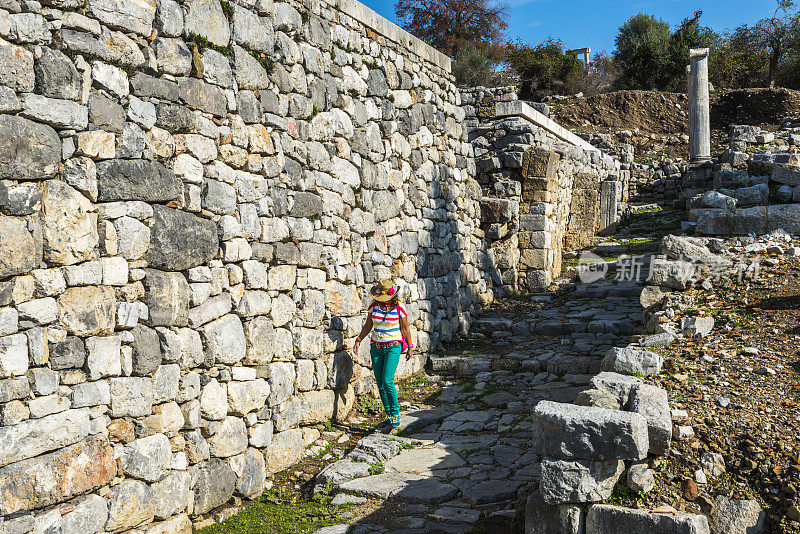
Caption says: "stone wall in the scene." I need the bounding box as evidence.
[462,88,622,295]
[0,0,491,530]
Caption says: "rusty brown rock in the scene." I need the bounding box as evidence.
[0,438,114,515]
[107,418,136,443]
[682,478,699,501]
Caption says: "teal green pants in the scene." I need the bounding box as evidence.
[370,344,401,418]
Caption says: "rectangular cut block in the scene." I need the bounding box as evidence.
[0,438,114,515]
[586,504,710,534]
[525,491,585,534]
[627,384,672,455]
[0,408,91,467]
[598,180,620,236]
[540,458,624,504]
[531,401,649,461]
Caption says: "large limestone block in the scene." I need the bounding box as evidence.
[711,496,765,534]
[585,504,709,534]
[227,379,269,416]
[202,313,245,365]
[531,401,649,461]
[0,408,90,467]
[208,416,248,458]
[601,347,663,376]
[0,40,34,92]
[42,181,99,265]
[697,204,800,235]
[105,479,154,532]
[0,115,60,180]
[184,0,230,47]
[121,433,171,482]
[525,491,585,534]
[145,205,218,271]
[0,438,114,515]
[61,495,109,533]
[298,389,335,425]
[589,372,642,406]
[229,448,266,499]
[109,376,153,417]
[145,269,189,326]
[87,0,156,36]
[264,428,303,475]
[151,471,191,520]
[97,159,180,202]
[627,384,672,455]
[0,216,38,279]
[57,286,115,336]
[324,280,360,317]
[540,458,624,504]
[192,458,236,515]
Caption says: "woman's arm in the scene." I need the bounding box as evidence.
[353,315,372,354]
[399,317,413,361]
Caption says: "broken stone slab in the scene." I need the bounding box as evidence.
[627,384,672,455]
[531,400,649,461]
[430,506,481,525]
[649,257,695,290]
[338,472,426,499]
[540,457,624,504]
[682,316,715,337]
[0,437,114,515]
[601,347,663,376]
[525,490,585,534]
[314,459,370,491]
[585,504,710,534]
[574,389,620,410]
[589,372,642,406]
[384,446,466,475]
[771,165,800,187]
[639,286,673,309]
[639,332,677,347]
[393,477,459,504]
[696,204,800,235]
[711,496,765,534]
[352,433,417,463]
[659,235,732,269]
[192,458,236,516]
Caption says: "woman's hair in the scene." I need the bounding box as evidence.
[375,295,399,309]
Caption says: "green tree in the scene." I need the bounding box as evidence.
[708,25,769,89]
[451,42,506,87]
[613,11,712,91]
[506,37,585,100]
[751,0,800,87]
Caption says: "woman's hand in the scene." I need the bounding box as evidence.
[353,338,361,355]
[405,348,413,361]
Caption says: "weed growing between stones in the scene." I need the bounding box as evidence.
[368,463,385,475]
[356,395,383,415]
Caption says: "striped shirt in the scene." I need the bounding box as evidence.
[368,301,407,343]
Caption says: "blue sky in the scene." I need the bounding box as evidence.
[358,0,782,58]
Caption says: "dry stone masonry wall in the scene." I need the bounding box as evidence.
[462,87,623,295]
[0,0,493,531]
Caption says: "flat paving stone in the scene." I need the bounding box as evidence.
[339,472,425,499]
[384,447,466,474]
[393,478,458,504]
[462,479,523,504]
[429,506,481,524]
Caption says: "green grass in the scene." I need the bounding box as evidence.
[368,463,385,475]
[197,487,349,534]
[357,395,383,415]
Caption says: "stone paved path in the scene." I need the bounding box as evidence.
[313,279,646,533]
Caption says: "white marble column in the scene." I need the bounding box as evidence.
[688,48,711,163]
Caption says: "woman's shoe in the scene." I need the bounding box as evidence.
[376,417,391,429]
[390,415,401,429]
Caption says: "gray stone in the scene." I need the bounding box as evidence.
[711,496,765,534]
[682,317,715,337]
[131,72,179,101]
[649,257,695,290]
[0,216,37,279]
[0,86,21,112]
[372,190,401,221]
[315,459,370,488]
[178,77,226,117]
[151,471,191,520]
[145,205,218,271]
[62,157,98,202]
[97,159,180,202]
[697,204,800,235]
[525,491,585,534]
[56,286,115,336]
[49,337,85,370]
[227,379,269,416]
[601,347,663,376]
[574,389,620,410]
[0,408,90,467]
[109,377,153,417]
[21,93,88,130]
[71,380,110,407]
[338,472,425,499]
[701,190,736,210]
[34,47,81,100]
[145,270,189,327]
[153,37,192,76]
[60,28,146,68]
[531,400,649,461]
[121,433,171,482]
[232,4,273,52]
[540,457,624,504]
[155,0,183,36]
[202,48,234,88]
[585,504,710,534]
[85,335,121,380]
[0,115,60,180]
[589,372,642,406]
[61,495,109,534]
[626,463,655,493]
[462,479,522,505]
[0,41,34,92]
[42,181,98,266]
[193,458,236,515]
[264,428,303,475]
[88,92,124,133]
[393,477,459,504]
[132,324,162,376]
[202,314,246,365]
[105,479,154,532]
[229,447,266,498]
[184,0,230,47]
[771,165,800,187]
[290,191,323,217]
[0,183,42,216]
[87,0,156,36]
[233,45,270,89]
[734,183,769,207]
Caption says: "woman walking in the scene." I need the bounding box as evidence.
[353,279,413,430]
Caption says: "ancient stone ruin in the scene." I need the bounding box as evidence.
[3,0,798,532]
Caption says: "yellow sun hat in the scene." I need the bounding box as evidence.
[370,278,399,302]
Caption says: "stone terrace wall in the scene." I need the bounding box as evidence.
[462,88,622,295]
[0,0,491,531]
